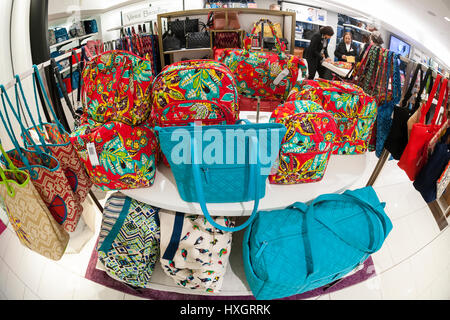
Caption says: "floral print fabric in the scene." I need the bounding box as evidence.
[269,100,338,184]
[287,79,377,155]
[81,50,154,126]
[69,121,158,191]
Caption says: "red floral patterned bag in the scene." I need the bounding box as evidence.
[269,100,338,184]
[287,79,377,155]
[218,18,307,101]
[69,120,158,191]
[81,50,154,126]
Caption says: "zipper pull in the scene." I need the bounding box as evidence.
[201,168,210,184]
[255,241,268,259]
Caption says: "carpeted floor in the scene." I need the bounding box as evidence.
[85,241,376,300]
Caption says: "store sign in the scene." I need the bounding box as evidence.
[122,1,183,24]
[281,2,327,26]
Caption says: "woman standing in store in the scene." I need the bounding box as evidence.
[334,31,359,62]
[304,26,334,80]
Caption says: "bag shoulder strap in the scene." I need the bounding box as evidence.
[419,74,443,124]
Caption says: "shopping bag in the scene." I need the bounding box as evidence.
[0,143,69,260]
[0,85,82,232]
[398,76,448,181]
[18,66,92,205]
[156,119,286,232]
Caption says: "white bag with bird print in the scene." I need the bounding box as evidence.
[159,209,235,293]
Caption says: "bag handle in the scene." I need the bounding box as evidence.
[419,75,444,124]
[0,142,26,198]
[428,78,449,125]
[246,18,285,55]
[290,191,389,255]
[190,121,261,232]
[413,67,433,112]
[0,86,36,177]
[401,63,421,108]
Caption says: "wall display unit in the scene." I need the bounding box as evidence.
[156,8,296,68]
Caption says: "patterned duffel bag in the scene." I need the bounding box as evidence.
[269,100,338,184]
[287,79,377,155]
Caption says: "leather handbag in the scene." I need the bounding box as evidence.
[186,22,210,49]
[155,119,286,232]
[254,22,283,38]
[398,75,448,181]
[210,11,240,30]
[384,66,433,160]
[163,30,181,51]
[243,187,392,300]
[219,18,307,101]
[413,127,450,203]
[0,143,69,260]
[169,17,199,48]
[97,192,160,288]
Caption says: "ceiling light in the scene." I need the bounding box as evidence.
[445,17,450,22]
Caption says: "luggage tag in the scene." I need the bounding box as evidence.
[273,68,290,86]
[87,142,100,167]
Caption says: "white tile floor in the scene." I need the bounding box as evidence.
[0,152,449,300]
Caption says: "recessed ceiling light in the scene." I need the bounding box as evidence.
[445,16,450,22]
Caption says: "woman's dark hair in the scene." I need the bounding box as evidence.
[343,31,353,40]
[320,26,334,36]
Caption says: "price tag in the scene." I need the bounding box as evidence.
[273,68,290,86]
[87,142,100,167]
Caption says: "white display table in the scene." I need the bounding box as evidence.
[103,110,370,298]
[122,154,368,216]
[322,61,353,78]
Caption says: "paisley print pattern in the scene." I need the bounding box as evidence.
[81,50,154,126]
[287,79,377,155]
[218,19,308,101]
[69,121,158,191]
[269,101,338,184]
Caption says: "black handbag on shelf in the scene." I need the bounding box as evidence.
[186,22,210,49]
[384,66,433,160]
[163,30,181,51]
[169,17,199,48]
[263,37,288,51]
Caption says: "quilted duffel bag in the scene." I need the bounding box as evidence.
[69,120,158,191]
[269,100,338,184]
[81,50,154,126]
[287,79,377,155]
[97,192,160,288]
[218,18,307,101]
[243,187,392,300]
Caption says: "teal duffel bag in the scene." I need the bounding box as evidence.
[243,186,393,300]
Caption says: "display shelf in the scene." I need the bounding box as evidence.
[295,38,311,43]
[342,24,372,35]
[162,47,213,54]
[50,33,98,50]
